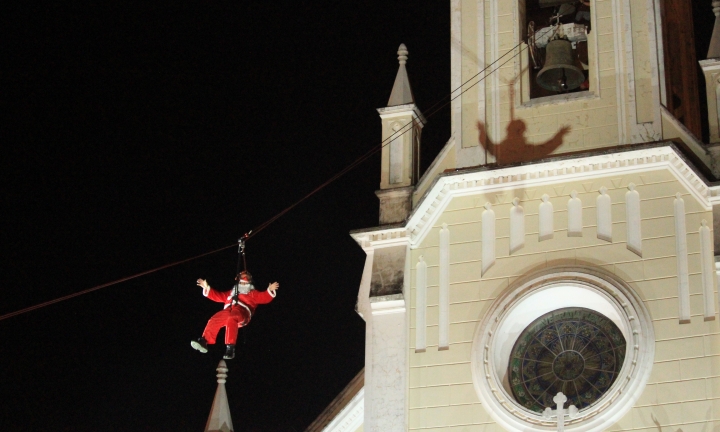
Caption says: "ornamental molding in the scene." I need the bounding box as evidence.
[377,103,426,125]
[352,144,717,250]
[320,387,364,432]
[407,144,713,247]
[350,227,409,251]
[370,294,406,316]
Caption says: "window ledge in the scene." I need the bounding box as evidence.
[522,90,596,108]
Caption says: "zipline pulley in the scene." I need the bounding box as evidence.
[238,230,251,273]
[231,231,253,309]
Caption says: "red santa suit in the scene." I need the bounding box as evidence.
[201,284,275,345]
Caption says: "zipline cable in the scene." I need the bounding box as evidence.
[0,244,237,321]
[1,34,540,322]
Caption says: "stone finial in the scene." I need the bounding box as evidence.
[714,0,720,17]
[205,360,234,432]
[387,43,415,106]
[216,360,228,384]
[397,43,409,65]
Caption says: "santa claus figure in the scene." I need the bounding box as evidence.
[191,271,278,359]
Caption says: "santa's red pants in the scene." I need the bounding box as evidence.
[202,307,250,345]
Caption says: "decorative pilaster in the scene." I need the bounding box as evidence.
[482,203,496,275]
[415,256,427,353]
[567,191,583,237]
[510,198,525,253]
[596,187,612,242]
[625,183,642,257]
[700,220,716,321]
[539,194,554,241]
[674,193,691,324]
[351,230,409,432]
[439,225,450,350]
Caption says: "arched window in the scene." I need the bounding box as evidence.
[521,0,592,100]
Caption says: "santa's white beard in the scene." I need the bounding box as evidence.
[234,282,254,295]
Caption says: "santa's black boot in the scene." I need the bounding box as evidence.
[223,344,236,360]
[191,337,208,353]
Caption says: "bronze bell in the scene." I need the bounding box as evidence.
[536,38,585,92]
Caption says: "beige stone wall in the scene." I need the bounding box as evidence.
[413,139,457,207]
[453,0,667,160]
[407,168,720,431]
[496,0,620,152]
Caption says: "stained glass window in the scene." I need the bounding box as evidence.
[508,307,626,413]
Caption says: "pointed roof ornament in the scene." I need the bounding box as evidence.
[708,1,720,58]
[387,43,415,107]
[205,360,234,432]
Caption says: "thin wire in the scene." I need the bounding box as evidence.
[1,33,540,321]
[250,38,539,240]
[0,243,237,321]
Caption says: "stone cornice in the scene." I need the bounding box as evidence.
[700,58,720,71]
[408,143,711,246]
[350,226,409,251]
[377,103,426,125]
[351,143,717,249]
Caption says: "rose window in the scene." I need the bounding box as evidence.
[508,307,626,413]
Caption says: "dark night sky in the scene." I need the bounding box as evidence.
[1,2,716,431]
[0,1,449,431]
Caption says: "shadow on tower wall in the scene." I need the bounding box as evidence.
[476,73,571,166]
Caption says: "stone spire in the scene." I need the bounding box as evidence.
[709,1,720,58]
[376,43,425,225]
[205,360,234,432]
[387,44,415,106]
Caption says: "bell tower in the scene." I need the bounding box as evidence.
[376,44,425,225]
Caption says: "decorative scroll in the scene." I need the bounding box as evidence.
[567,190,583,237]
[415,256,427,352]
[510,198,525,254]
[596,187,612,242]
[439,224,450,350]
[539,194,554,241]
[625,183,642,257]
[674,193,691,324]
[700,220,716,321]
[482,203,496,275]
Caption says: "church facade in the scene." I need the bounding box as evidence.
[322,1,720,431]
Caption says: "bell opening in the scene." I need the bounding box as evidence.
[524,0,591,99]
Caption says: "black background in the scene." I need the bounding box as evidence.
[1,2,449,431]
[0,1,714,431]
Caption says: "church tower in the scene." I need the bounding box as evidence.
[345,1,720,432]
